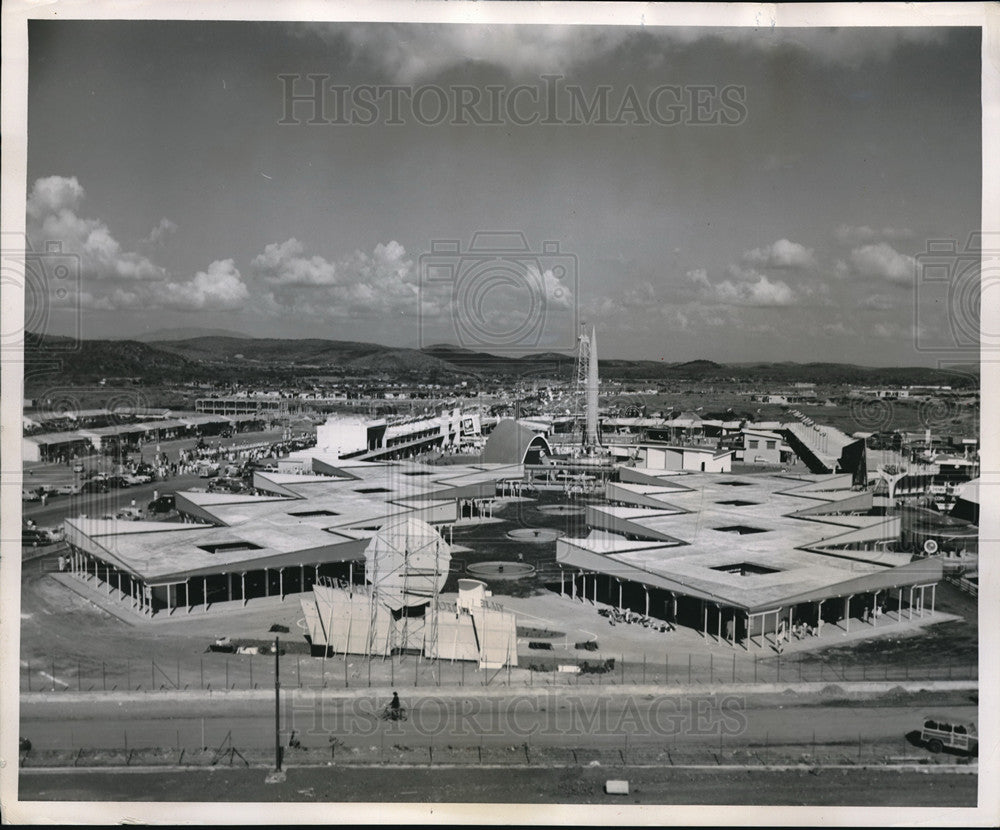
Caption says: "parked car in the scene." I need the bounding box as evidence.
[21,488,41,502]
[147,494,176,514]
[54,483,81,496]
[104,475,130,489]
[81,479,108,494]
[920,718,978,755]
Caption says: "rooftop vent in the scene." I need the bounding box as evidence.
[198,541,263,554]
[711,562,781,576]
[714,525,768,535]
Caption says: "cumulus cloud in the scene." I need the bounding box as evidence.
[145,218,178,245]
[253,238,339,286]
[850,242,916,284]
[688,267,797,307]
[251,238,421,318]
[742,238,816,270]
[304,23,635,82]
[27,175,164,282]
[27,175,85,217]
[300,23,949,83]
[834,224,914,246]
[152,260,249,311]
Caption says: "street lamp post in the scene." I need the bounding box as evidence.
[274,636,281,771]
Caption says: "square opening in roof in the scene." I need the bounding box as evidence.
[715,499,760,507]
[355,487,392,494]
[718,480,752,486]
[710,562,781,576]
[714,525,768,535]
[289,509,339,517]
[401,471,434,477]
[198,541,263,554]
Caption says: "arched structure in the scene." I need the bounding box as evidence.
[482,418,551,465]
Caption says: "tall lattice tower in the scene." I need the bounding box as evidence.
[574,324,600,449]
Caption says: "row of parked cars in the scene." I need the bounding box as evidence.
[22,468,156,500]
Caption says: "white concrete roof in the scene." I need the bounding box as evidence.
[559,471,919,611]
[64,459,523,583]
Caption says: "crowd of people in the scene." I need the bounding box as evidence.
[599,606,676,633]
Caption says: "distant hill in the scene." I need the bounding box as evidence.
[151,336,476,378]
[22,331,979,390]
[127,327,254,342]
[24,332,201,386]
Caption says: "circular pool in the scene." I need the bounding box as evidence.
[505,527,563,543]
[536,504,586,516]
[466,561,537,580]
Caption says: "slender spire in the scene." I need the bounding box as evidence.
[586,325,599,447]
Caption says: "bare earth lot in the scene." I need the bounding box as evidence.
[17,765,977,807]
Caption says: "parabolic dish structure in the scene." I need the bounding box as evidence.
[364,516,451,610]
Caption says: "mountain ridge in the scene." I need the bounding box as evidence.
[22,331,979,389]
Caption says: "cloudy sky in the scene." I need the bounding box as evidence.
[25,20,981,365]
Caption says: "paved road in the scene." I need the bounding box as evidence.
[19,692,977,752]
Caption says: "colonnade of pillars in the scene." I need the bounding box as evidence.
[556,565,939,648]
[458,498,495,520]
[497,480,527,497]
[63,545,356,618]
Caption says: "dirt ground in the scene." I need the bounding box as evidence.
[16,765,978,807]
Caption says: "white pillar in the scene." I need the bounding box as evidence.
[203,576,208,610]
[279,567,284,599]
[843,596,851,633]
[930,584,936,614]
[618,580,623,611]
[241,572,246,606]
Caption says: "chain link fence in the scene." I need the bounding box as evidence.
[20,649,978,693]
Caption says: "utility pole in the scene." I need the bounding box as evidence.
[274,636,281,771]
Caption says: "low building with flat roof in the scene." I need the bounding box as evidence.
[61,459,523,618]
[555,468,942,646]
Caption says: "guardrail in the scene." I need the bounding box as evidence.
[944,575,978,597]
